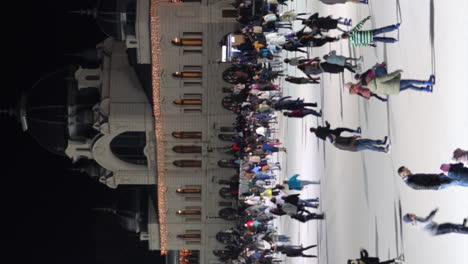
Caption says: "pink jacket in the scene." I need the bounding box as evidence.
[350,83,371,99]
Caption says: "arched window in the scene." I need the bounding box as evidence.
[173,145,202,153]
[173,160,202,168]
[110,132,147,165]
[176,188,201,194]
[171,38,203,46]
[172,132,202,139]
[172,71,202,78]
[173,99,202,105]
[177,210,201,215]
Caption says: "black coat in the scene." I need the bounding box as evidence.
[405,173,453,190]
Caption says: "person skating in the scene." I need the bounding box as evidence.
[345,72,436,97]
[397,164,468,190]
[327,134,389,153]
[283,109,322,118]
[285,76,320,84]
[284,174,320,190]
[440,162,468,187]
[274,244,317,258]
[310,121,360,140]
[403,208,468,236]
[297,57,357,78]
[301,13,350,33]
[323,50,361,71]
[348,249,404,264]
[284,56,308,66]
[341,16,400,47]
[273,96,318,110]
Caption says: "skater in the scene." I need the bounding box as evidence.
[355,62,388,85]
[274,244,317,258]
[403,208,468,236]
[323,50,361,70]
[300,34,340,47]
[291,211,325,222]
[281,41,308,54]
[273,96,318,110]
[452,148,468,164]
[284,174,320,190]
[440,162,468,186]
[345,71,435,96]
[301,13,350,33]
[298,58,357,78]
[282,193,319,208]
[348,249,404,264]
[285,76,320,84]
[283,108,322,118]
[319,0,369,5]
[310,121,361,140]
[327,134,389,153]
[397,164,468,190]
[284,56,308,66]
[346,82,388,102]
[341,16,400,46]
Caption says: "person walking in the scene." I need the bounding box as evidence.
[341,16,400,46]
[345,71,435,96]
[275,244,317,258]
[284,174,320,190]
[310,121,361,140]
[348,249,404,264]
[328,134,389,153]
[403,208,468,236]
[323,50,362,70]
[283,108,322,118]
[273,96,318,110]
[285,76,320,84]
[397,165,467,190]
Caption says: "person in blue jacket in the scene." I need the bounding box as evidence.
[284,174,320,190]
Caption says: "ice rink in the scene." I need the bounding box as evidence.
[273,1,468,263]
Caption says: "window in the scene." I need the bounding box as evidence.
[222,9,238,18]
[110,132,147,165]
[183,65,202,72]
[184,196,201,201]
[183,32,202,38]
[173,160,202,168]
[171,38,203,46]
[183,48,202,54]
[172,71,202,78]
[176,188,202,194]
[173,145,202,153]
[183,109,201,114]
[184,81,202,87]
[171,132,202,139]
[185,218,201,223]
[173,99,202,105]
[177,234,201,239]
[177,210,201,215]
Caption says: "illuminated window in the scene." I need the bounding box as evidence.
[172,71,202,78]
[173,99,202,105]
[177,210,201,215]
[176,188,202,194]
[172,38,202,46]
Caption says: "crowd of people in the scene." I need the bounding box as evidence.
[213,0,468,263]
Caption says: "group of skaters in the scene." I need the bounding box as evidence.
[215,0,467,263]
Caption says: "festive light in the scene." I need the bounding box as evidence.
[150,0,168,251]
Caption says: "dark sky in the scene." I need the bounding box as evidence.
[1,1,165,263]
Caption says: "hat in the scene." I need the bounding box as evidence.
[402,214,413,223]
[344,82,354,90]
[440,163,451,173]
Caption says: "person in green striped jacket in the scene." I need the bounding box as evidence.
[341,16,400,47]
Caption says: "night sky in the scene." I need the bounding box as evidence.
[1,1,164,263]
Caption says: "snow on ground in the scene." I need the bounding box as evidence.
[274,1,468,264]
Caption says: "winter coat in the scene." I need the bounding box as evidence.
[350,83,371,99]
[287,174,302,190]
[447,163,468,184]
[305,13,339,30]
[404,174,453,190]
[283,194,300,205]
[332,136,359,152]
[366,70,402,95]
[325,50,346,66]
